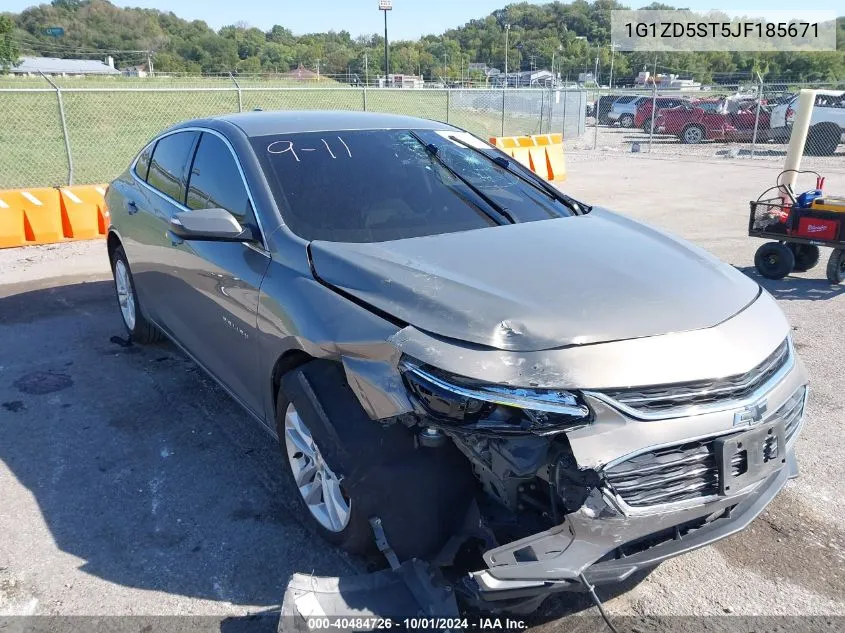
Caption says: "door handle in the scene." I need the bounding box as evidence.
[127,200,138,215]
[167,231,184,247]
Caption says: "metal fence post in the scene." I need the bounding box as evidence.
[446,89,451,123]
[592,87,599,149]
[501,87,506,137]
[362,86,368,111]
[40,71,73,185]
[562,88,567,139]
[648,82,657,153]
[548,87,554,135]
[229,73,243,112]
[750,72,764,159]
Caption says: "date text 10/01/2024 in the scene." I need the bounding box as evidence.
[304,617,527,630]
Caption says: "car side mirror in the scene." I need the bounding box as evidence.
[169,208,254,242]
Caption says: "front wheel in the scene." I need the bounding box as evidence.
[110,245,163,343]
[754,242,795,280]
[276,361,476,562]
[826,249,845,284]
[619,114,634,128]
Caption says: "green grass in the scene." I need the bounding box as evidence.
[0,80,553,188]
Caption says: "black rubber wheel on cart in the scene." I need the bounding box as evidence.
[754,242,795,280]
[788,244,821,272]
[826,249,845,284]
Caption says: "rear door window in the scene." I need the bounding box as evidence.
[146,131,199,203]
[186,132,258,230]
[134,142,155,181]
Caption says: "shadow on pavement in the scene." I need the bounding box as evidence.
[738,266,845,301]
[0,280,352,608]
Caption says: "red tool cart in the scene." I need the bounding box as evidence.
[749,189,845,284]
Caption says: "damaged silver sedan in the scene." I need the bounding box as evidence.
[105,111,808,616]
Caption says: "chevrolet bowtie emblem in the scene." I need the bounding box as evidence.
[733,400,768,427]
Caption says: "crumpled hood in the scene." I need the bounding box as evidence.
[309,208,760,352]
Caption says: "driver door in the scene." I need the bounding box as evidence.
[164,131,271,416]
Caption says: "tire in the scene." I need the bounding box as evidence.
[788,244,821,272]
[619,114,634,128]
[754,242,795,280]
[277,360,475,562]
[805,123,840,157]
[681,125,705,144]
[826,248,845,284]
[109,245,163,343]
[641,118,652,133]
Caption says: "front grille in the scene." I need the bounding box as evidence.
[604,440,720,507]
[775,385,806,443]
[605,385,806,509]
[598,339,790,418]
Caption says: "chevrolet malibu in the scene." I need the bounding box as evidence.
[106,111,808,612]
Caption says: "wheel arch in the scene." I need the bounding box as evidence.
[271,349,318,417]
[106,229,122,263]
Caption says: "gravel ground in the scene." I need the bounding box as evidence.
[0,155,844,629]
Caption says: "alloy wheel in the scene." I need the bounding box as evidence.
[114,259,136,331]
[284,403,351,533]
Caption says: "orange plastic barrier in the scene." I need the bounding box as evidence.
[488,135,567,182]
[58,185,110,240]
[0,184,108,248]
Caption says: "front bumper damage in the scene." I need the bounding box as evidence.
[280,291,807,623]
[469,451,797,610]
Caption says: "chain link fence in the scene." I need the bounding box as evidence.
[1,76,842,189]
[577,83,845,170]
[0,78,586,189]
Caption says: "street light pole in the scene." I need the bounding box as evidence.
[379,0,392,83]
[504,23,510,88]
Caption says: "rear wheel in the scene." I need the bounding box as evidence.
[641,118,653,133]
[788,244,821,272]
[755,242,795,280]
[110,246,163,343]
[681,125,705,144]
[619,114,634,128]
[826,249,845,284]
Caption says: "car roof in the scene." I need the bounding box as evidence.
[205,110,458,137]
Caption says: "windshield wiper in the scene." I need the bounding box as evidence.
[407,131,515,225]
[446,135,592,214]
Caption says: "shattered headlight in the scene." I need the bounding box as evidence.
[400,359,592,435]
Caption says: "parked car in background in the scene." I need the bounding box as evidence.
[770,90,845,156]
[608,95,648,127]
[105,110,807,614]
[635,97,689,132]
[655,99,770,144]
[595,94,623,125]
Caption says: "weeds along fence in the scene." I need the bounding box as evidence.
[0,81,587,189]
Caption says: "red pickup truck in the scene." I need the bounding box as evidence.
[655,99,770,144]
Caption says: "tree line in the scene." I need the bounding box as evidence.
[3,0,844,83]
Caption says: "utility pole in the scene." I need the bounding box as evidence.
[316,58,320,81]
[147,50,154,76]
[608,43,619,90]
[379,0,392,82]
[443,52,447,82]
[364,51,369,86]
